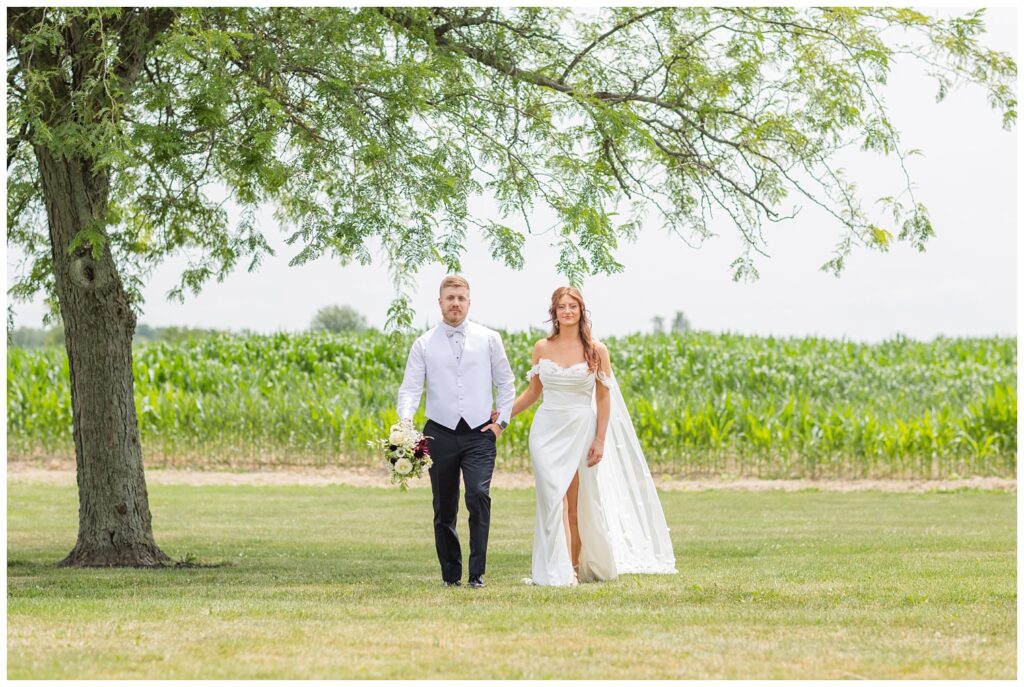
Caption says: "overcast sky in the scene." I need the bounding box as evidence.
[5,6,1017,342]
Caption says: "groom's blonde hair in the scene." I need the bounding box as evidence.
[439,275,470,295]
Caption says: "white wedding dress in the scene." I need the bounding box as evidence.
[524,358,677,586]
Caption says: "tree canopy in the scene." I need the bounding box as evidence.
[8,7,1016,328]
[310,304,369,333]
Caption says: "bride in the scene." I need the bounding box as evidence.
[510,286,677,586]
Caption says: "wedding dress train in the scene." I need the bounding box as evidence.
[525,358,677,586]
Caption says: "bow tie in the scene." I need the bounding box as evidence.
[443,323,467,337]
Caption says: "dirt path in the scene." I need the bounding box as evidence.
[6,462,1015,492]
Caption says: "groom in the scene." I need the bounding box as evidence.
[397,275,516,588]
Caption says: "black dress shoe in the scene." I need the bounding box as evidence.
[468,576,485,588]
[443,580,461,587]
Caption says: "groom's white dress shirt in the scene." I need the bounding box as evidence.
[397,319,516,430]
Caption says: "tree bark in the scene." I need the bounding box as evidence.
[35,146,171,567]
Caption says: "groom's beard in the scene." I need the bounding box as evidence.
[444,311,467,325]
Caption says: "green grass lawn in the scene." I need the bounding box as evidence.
[6,482,1016,679]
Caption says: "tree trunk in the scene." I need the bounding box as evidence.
[35,146,171,567]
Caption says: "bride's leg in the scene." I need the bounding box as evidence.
[562,471,581,579]
[567,472,581,568]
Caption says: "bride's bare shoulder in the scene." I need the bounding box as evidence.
[531,338,551,363]
[593,340,612,371]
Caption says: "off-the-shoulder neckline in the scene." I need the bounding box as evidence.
[537,357,588,371]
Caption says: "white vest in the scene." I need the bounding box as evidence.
[424,322,494,430]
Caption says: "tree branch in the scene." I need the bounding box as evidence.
[114,8,177,96]
[431,8,496,40]
[7,121,30,170]
[560,8,665,82]
[6,7,46,50]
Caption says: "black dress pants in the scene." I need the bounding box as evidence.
[425,417,497,582]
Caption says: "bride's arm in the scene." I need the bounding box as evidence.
[511,344,544,419]
[588,343,612,467]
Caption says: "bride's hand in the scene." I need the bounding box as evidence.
[587,438,605,467]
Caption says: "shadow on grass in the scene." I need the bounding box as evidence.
[173,553,235,569]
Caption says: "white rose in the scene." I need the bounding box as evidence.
[394,458,413,476]
[389,428,406,445]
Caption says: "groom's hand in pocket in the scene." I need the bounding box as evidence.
[481,423,503,439]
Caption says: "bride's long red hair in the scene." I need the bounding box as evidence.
[546,286,600,372]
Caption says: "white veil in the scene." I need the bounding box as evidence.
[591,372,678,575]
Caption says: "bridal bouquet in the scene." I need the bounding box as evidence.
[369,421,432,491]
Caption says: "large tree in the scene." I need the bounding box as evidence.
[310,304,369,333]
[6,7,1015,566]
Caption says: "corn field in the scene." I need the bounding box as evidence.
[6,330,1016,478]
